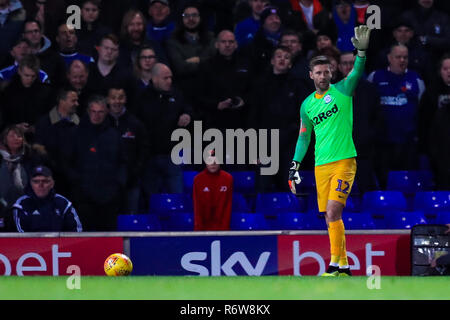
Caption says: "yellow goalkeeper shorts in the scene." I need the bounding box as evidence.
[314,157,356,212]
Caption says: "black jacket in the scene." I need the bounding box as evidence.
[352,79,385,157]
[241,29,280,77]
[196,52,254,130]
[418,77,450,154]
[400,5,450,57]
[76,20,112,57]
[249,71,309,140]
[136,84,193,156]
[0,75,54,135]
[34,107,79,194]
[12,188,82,232]
[429,102,450,189]
[87,62,136,100]
[109,111,149,186]
[67,116,127,204]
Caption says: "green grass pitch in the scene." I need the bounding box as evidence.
[0,276,449,300]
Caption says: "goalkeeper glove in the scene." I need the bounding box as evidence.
[351,25,371,57]
[288,161,301,194]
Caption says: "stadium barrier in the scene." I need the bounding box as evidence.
[0,230,410,276]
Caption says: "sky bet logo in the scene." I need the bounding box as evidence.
[181,240,271,276]
[312,104,339,126]
[129,236,278,276]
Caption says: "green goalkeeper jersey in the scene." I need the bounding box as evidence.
[293,55,366,166]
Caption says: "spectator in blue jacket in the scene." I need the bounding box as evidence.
[234,0,270,48]
[332,0,356,53]
[241,5,284,76]
[0,0,26,64]
[12,165,82,232]
[146,0,175,46]
[56,23,95,68]
[0,37,49,85]
[367,44,425,188]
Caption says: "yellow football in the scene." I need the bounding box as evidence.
[104,253,133,276]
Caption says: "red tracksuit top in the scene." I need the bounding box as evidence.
[193,169,233,231]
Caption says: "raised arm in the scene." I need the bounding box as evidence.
[336,25,371,96]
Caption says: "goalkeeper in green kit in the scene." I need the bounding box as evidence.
[288,25,371,276]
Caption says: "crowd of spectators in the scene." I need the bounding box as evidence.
[0,0,449,231]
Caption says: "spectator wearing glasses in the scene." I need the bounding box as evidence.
[21,18,66,87]
[166,3,215,104]
[22,0,67,43]
[12,165,82,232]
[133,45,158,90]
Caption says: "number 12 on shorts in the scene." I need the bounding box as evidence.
[335,179,350,194]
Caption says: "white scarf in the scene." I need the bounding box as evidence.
[0,148,25,190]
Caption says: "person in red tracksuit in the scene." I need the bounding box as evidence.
[193,156,233,231]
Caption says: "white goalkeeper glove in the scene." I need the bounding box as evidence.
[288,160,301,194]
[351,25,371,57]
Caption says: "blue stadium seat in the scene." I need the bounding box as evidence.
[307,193,360,213]
[117,214,162,231]
[370,214,389,229]
[436,211,450,225]
[387,170,434,193]
[232,192,251,212]
[183,170,198,193]
[255,192,304,214]
[306,193,319,213]
[302,212,327,230]
[344,196,362,213]
[149,193,193,213]
[342,212,375,230]
[158,212,194,231]
[297,170,316,193]
[414,191,450,213]
[272,212,308,230]
[386,211,427,229]
[362,191,407,213]
[230,213,270,230]
[229,171,255,193]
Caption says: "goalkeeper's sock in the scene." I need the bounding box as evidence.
[339,236,349,269]
[328,219,345,267]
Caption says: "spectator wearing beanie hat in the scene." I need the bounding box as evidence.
[241,5,284,76]
[307,28,339,59]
